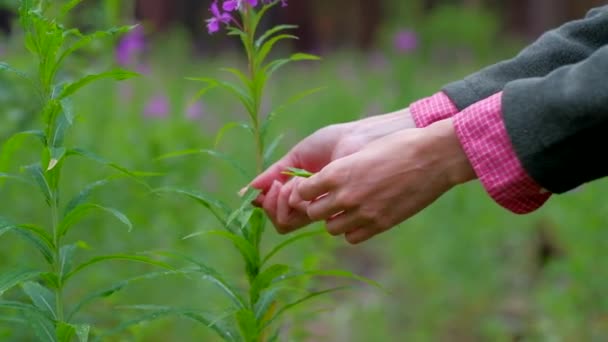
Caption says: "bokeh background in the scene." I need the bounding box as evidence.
[1,0,608,340]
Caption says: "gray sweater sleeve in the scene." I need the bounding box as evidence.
[502,44,608,194]
[442,6,608,111]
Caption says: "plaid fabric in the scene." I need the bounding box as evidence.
[410,92,459,128]
[453,92,551,214]
[410,91,551,214]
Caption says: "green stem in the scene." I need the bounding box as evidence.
[50,182,64,323]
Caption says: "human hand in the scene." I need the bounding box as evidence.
[296,118,476,244]
[249,108,415,233]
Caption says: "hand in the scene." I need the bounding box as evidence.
[250,108,416,233]
[296,118,476,244]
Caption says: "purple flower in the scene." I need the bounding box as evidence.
[144,94,170,118]
[207,1,232,34]
[186,101,204,120]
[116,25,145,66]
[394,29,418,54]
[223,0,258,12]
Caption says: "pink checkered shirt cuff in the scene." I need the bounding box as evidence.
[410,92,459,128]
[453,92,551,214]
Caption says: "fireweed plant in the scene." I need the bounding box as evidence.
[155,1,379,341]
[0,1,172,340]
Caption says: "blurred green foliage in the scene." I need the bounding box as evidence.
[0,2,607,341]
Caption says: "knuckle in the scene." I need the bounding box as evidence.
[335,192,358,209]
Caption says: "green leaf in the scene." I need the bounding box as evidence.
[157,148,251,180]
[66,148,156,187]
[59,69,139,99]
[60,0,84,16]
[58,203,133,237]
[75,324,90,342]
[236,309,258,342]
[262,287,351,329]
[64,254,172,282]
[255,34,298,67]
[47,146,66,171]
[262,229,324,266]
[159,252,246,309]
[11,224,55,264]
[56,26,135,69]
[26,309,58,342]
[255,24,298,48]
[152,187,231,226]
[220,67,252,90]
[226,188,260,229]
[0,269,41,296]
[59,244,78,280]
[250,265,290,305]
[67,270,188,320]
[280,167,314,179]
[57,321,76,342]
[23,164,53,204]
[50,107,72,148]
[188,77,255,118]
[214,122,253,148]
[21,281,56,320]
[0,62,32,82]
[96,306,236,342]
[254,286,281,322]
[193,230,259,280]
[64,179,109,216]
[0,130,45,176]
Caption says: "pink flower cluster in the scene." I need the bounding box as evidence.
[206,0,288,34]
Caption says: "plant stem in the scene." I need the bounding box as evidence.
[50,185,64,323]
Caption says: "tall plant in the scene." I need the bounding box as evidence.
[0,1,170,340]
[154,1,378,341]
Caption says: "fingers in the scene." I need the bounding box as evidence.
[297,169,338,202]
[249,155,295,194]
[325,211,369,236]
[262,181,281,219]
[345,228,377,245]
[275,181,311,234]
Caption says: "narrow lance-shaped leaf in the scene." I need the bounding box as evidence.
[3,223,55,264]
[58,244,78,280]
[67,270,190,320]
[263,134,284,168]
[0,269,41,296]
[23,164,53,205]
[152,187,231,226]
[56,321,76,342]
[255,24,298,48]
[159,251,247,309]
[58,203,133,237]
[280,167,314,179]
[94,306,237,342]
[262,229,324,266]
[47,146,66,171]
[255,34,299,67]
[59,69,139,99]
[64,179,110,216]
[262,287,352,329]
[214,121,253,148]
[188,77,255,118]
[236,309,258,342]
[64,254,173,282]
[250,264,290,305]
[21,281,56,320]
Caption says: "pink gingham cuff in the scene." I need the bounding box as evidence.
[453,92,551,214]
[410,92,459,128]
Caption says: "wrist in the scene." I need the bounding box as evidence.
[423,118,476,187]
